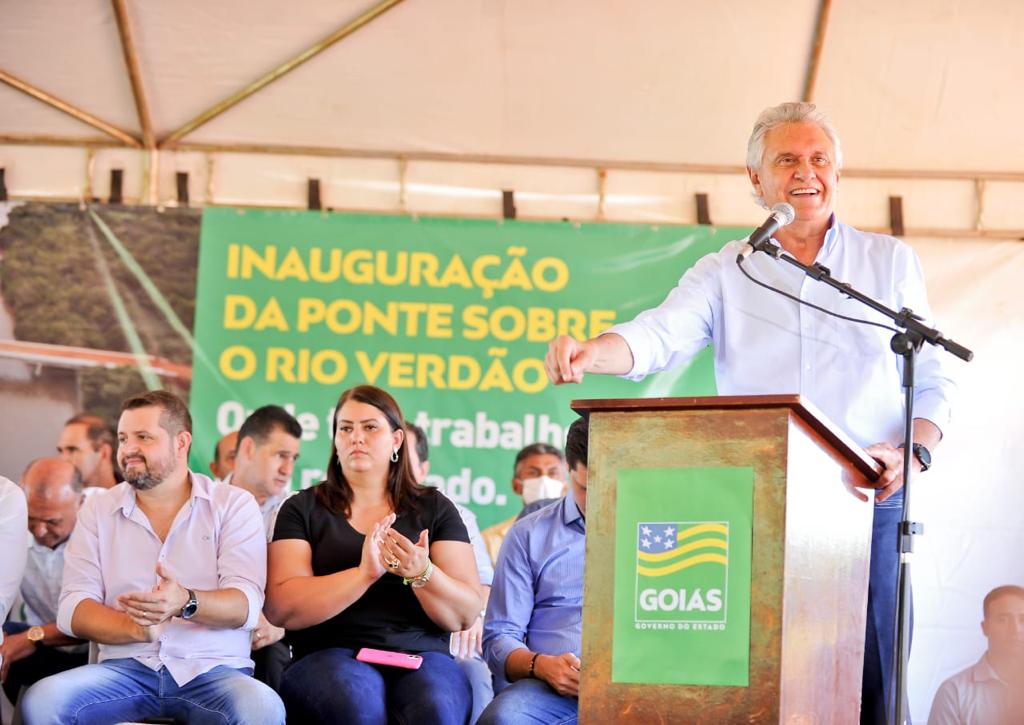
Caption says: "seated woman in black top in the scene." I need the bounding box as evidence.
[266,385,481,725]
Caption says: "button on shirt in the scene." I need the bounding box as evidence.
[609,219,955,452]
[57,472,266,686]
[21,538,67,625]
[927,655,1015,725]
[483,495,585,688]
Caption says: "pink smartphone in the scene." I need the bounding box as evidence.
[356,647,424,670]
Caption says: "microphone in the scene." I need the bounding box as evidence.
[736,203,796,262]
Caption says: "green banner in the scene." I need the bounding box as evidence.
[189,209,745,528]
[612,467,754,686]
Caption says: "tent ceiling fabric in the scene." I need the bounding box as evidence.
[814,0,1024,173]
[1,0,1020,173]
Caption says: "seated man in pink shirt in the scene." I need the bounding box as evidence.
[20,390,285,725]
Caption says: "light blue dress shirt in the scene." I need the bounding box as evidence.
[609,219,956,451]
[483,495,585,688]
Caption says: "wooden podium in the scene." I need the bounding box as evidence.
[573,395,880,724]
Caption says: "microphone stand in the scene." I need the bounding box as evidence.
[742,242,973,724]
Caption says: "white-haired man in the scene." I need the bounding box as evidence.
[545,101,956,723]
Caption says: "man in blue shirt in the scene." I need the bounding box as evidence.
[479,417,589,725]
[545,102,956,724]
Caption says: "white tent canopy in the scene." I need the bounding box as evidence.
[1,0,1022,234]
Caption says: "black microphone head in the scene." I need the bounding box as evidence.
[771,202,796,226]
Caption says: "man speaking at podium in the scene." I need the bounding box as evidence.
[545,101,955,723]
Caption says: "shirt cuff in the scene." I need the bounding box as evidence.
[913,394,951,437]
[221,578,264,630]
[605,322,648,381]
[485,634,523,680]
[57,593,93,638]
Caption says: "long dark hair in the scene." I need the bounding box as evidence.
[315,385,426,517]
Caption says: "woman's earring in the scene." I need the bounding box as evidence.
[391,448,399,463]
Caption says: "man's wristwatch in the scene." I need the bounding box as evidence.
[180,589,199,620]
[26,625,45,647]
[899,443,932,472]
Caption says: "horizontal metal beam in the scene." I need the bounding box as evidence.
[0,134,124,148]
[0,69,142,148]
[176,140,748,175]
[5,186,1020,240]
[5,133,1024,184]
[171,141,1024,183]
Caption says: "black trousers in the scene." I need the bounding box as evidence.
[251,640,291,693]
[1,622,88,707]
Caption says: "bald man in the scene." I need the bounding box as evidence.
[209,431,239,481]
[1,459,87,708]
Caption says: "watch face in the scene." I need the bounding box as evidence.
[27,626,45,642]
[181,590,198,619]
[914,444,932,470]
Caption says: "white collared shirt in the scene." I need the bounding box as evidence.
[0,478,28,648]
[21,537,67,625]
[609,220,956,450]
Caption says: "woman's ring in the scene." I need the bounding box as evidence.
[387,557,400,569]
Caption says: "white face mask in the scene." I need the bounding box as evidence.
[521,475,564,505]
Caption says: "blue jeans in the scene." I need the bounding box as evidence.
[476,678,577,725]
[280,647,471,725]
[862,499,913,725]
[20,657,285,725]
[457,655,494,723]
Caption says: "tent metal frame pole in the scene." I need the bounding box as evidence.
[159,0,407,147]
[802,0,833,102]
[0,69,141,148]
[111,0,154,149]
